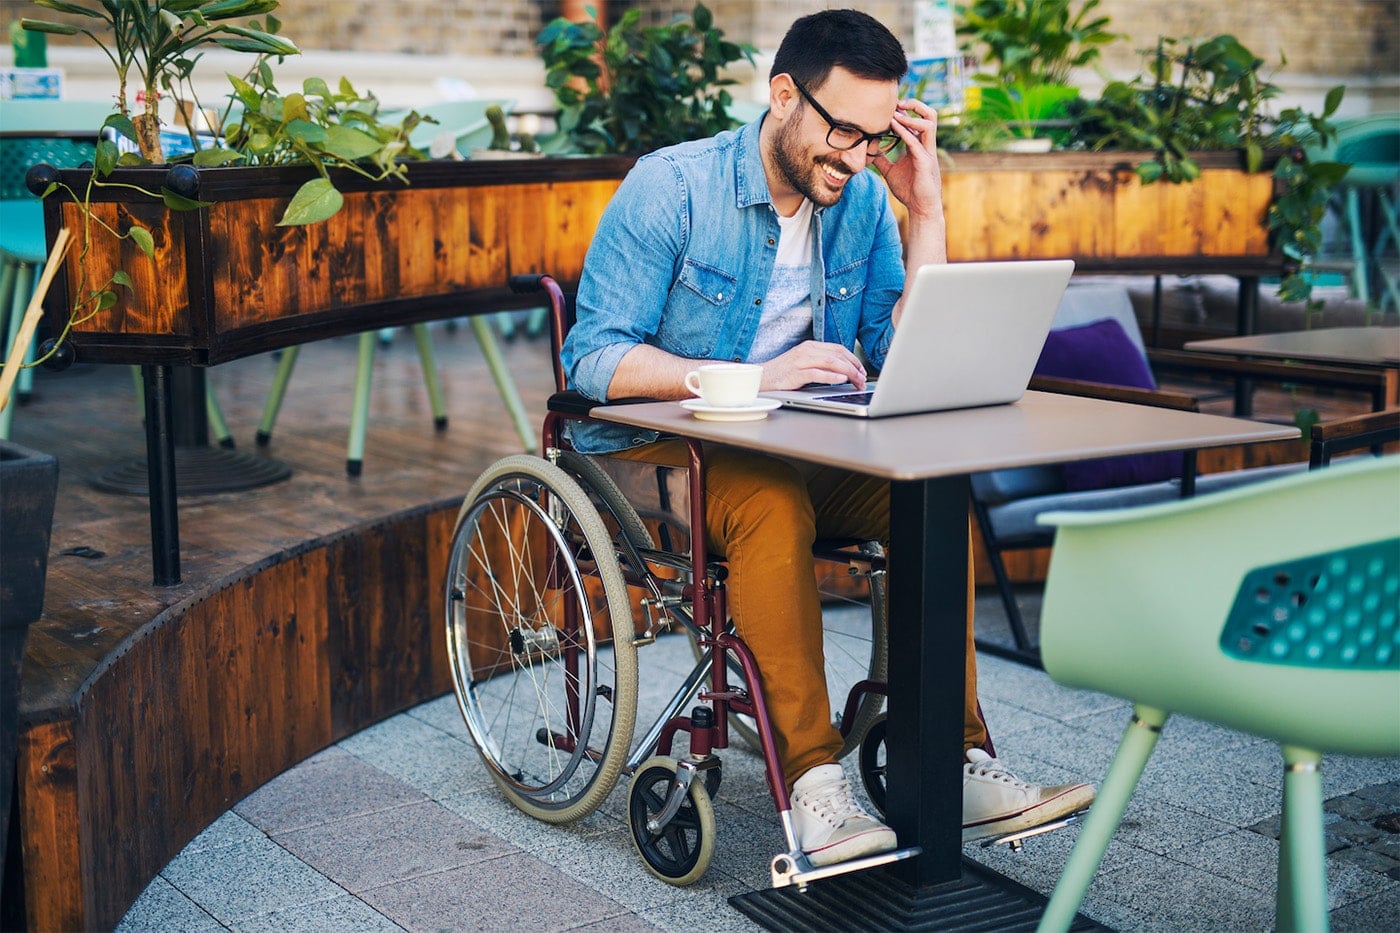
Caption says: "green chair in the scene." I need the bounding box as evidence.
[1308,113,1400,311]
[1035,455,1400,933]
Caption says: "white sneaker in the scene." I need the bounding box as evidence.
[791,763,896,867]
[962,748,1095,843]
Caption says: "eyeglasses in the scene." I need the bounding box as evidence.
[791,79,900,154]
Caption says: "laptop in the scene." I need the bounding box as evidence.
[764,259,1075,417]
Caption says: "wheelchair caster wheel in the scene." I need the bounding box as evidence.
[858,713,887,818]
[628,756,715,885]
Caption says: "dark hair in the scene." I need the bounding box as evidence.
[769,9,907,92]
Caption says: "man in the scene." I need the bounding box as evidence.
[562,9,1093,868]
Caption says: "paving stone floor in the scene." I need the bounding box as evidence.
[116,601,1400,933]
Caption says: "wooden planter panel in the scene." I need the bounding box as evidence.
[939,150,1281,270]
[42,159,634,366]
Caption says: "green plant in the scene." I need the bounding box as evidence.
[537,3,756,155]
[1069,35,1349,305]
[21,0,298,163]
[967,81,1079,145]
[15,1,431,369]
[956,0,1120,87]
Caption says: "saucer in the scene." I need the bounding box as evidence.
[679,398,781,421]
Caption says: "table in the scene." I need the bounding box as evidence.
[1185,325,1400,367]
[594,391,1297,928]
[1183,326,1400,416]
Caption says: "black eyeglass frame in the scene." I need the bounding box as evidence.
[790,78,900,154]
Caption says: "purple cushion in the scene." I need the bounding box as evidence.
[1034,318,1182,491]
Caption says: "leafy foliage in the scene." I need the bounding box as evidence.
[956,0,1120,87]
[220,67,429,225]
[1067,35,1348,305]
[537,3,756,155]
[23,0,297,163]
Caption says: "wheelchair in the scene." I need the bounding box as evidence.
[444,274,904,888]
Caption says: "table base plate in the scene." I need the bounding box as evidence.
[729,857,1105,931]
[93,446,292,496]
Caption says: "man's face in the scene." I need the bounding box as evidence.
[769,67,899,208]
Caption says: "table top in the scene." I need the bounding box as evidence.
[593,391,1299,481]
[1184,326,1400,367]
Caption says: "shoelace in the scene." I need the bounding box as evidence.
[799,778,867,826]
[965,756,1034,790]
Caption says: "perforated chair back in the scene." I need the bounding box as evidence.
[1038,454,1400,756]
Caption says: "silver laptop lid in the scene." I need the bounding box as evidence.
[766,259,1075,417]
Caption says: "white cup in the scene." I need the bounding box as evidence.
[684,362,763,407]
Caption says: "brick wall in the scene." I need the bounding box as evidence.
[3,1,1394,79]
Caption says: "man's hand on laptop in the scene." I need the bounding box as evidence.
[763,341,868,391]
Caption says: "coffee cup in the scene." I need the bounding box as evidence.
[684,362,763,407]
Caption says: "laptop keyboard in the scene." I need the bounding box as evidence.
[820,391,874,405]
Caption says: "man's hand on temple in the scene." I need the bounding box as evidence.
[872,98,942,220]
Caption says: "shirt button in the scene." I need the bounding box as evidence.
[767,237,775,246]
[732,356,742,362]
[754,298,762,306]
[717,292,724,300]
[839,287,848,295]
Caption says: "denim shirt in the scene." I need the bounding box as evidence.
[561,116,906,453]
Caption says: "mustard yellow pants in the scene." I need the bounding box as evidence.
[611,440,988,786]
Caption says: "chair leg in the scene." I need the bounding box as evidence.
[346,331,376,476]
[255,345,300,446]
[1345,187,1371,306]
[205,379,234,449]
[410,323,448,431]
[468,315,537,453]
[1374,190,1400,314]
[0,260,18,439]
[1277,745,1328,933]
[1038,705,1169,933]
[10,262,36,400]
[970,501,1039,664]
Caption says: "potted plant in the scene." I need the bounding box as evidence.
[536,2,755,155]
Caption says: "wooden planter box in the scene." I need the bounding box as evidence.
[938,149,1284,273]
[39,156,636,366]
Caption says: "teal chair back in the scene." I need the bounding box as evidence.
[1034,455,1400,932]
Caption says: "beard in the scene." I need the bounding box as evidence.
[771,115,853,209]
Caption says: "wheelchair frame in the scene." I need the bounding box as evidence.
[445,274,907,888]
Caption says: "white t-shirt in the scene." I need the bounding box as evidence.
[747,199,814,363]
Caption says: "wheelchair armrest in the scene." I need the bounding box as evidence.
[546,391,660,417]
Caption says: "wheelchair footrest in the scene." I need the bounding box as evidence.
[770,845,921,890]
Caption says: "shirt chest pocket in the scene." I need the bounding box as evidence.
[823,261,868,344]
[662,259,739,357]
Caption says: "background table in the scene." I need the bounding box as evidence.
[1183,326,1400,415]
[595,391,1297,928]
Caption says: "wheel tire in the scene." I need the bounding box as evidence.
[859,713,888,818]
[628,756,716,886]
[446,455,637,823]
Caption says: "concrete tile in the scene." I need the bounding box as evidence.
[438,783,625,851]
[274,799,520,893]
[404,692,471,741]
[1083,851,1277,932]
[357,853,632,933]
[115,876,225,933]
[337,712,490,800]
[160,832,346,924]
[235,746,426,834]
[231,894,406,932]
[1329,883,1400,933]
[178,810,267,855]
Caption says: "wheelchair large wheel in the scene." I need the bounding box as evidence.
[628,756,716,886]
[689,546,889,759]
[446,455,637,823]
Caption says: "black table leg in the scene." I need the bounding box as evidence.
[1233,277,1259,416]
[140,364,181,587]
[730,475,1103,929]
